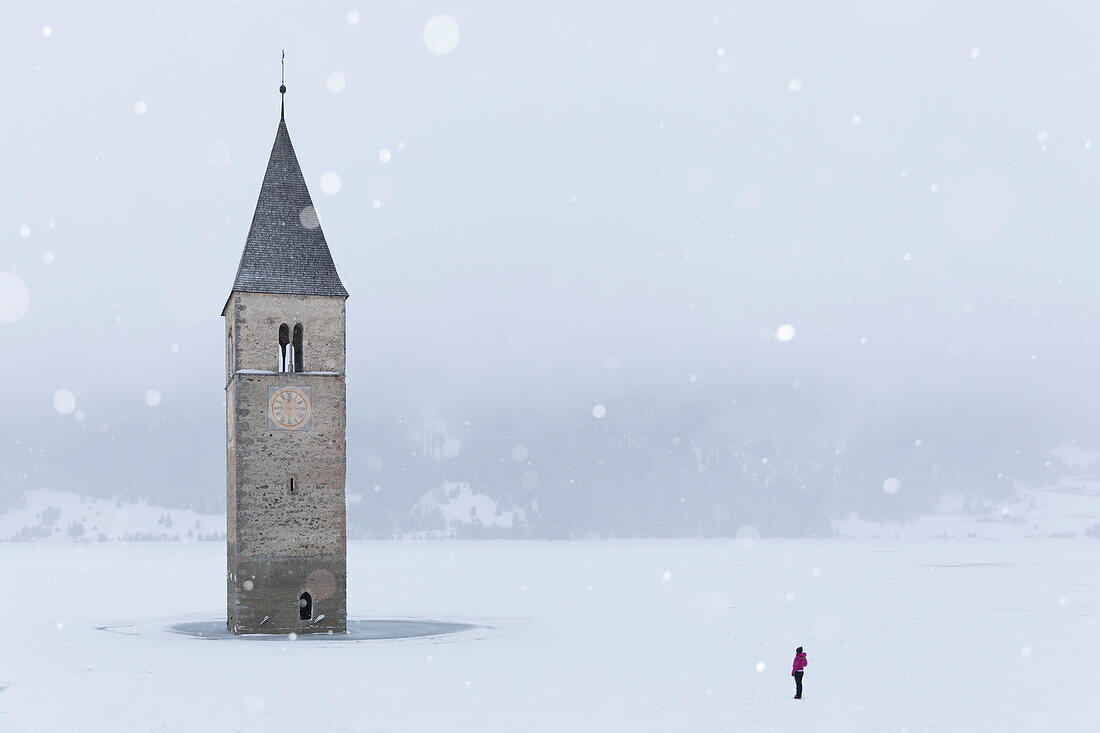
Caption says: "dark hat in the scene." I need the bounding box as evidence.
[796,647,803,653]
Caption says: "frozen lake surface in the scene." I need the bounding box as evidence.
[2,539,1097,731]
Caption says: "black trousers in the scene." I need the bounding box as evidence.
[793,671,804,698]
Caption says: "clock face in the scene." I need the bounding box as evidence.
[268,386,311,430]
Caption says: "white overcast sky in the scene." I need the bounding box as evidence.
[3,0,1098,455]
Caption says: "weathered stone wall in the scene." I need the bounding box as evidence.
[229,554,347,634]
[227,370,347,634]
[225,288,348,634]
[225,292,346,375]
[231,373,346,556]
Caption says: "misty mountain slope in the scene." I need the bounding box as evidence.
[1,378,1075,539]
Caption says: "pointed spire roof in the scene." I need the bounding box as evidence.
[228,117,348,299]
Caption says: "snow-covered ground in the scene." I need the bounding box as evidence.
[2,539,1096,731]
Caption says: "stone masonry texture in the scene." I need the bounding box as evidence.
[225,293,348,635]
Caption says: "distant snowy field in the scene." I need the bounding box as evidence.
[2,539,1096,731]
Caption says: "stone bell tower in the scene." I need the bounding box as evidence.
[222,75,348,634]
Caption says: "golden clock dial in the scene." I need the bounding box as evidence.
[269,388,309,428]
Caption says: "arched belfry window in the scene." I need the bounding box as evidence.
[278,323,290,372]
[293,324,304,373]
[298,591,313,621]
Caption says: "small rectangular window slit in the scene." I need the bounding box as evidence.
[288,476,296,493]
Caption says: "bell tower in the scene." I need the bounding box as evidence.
[222,71,348,635]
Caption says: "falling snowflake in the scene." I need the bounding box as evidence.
[299,205,320,230]
[736,525,760,548]
[883,477,901,495]
[0,273,31,323]
[788,78,802,92]
[327,71,347,93]
[379,148,392,163]
[53,389,76,415]
[511,444,528,462]
[144,389,162,407]
[320,171,342,195]
[423,14,460,55]
[205,141,231,168]
[775,324,796,342]
[347,9,360,25]
[592,404,607,418]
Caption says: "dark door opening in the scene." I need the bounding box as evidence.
[298,591,313,621]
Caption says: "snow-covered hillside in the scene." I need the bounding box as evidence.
[410,481,529,537]
[833,476,1100,540]
[0,488,225,542]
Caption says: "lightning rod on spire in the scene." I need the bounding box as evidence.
[280,50,287,121]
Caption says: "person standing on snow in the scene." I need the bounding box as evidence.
[791,647,808,699]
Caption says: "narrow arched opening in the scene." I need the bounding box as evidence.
[292,323,304,373]
[278,323,290,372]
[298,591,313,621]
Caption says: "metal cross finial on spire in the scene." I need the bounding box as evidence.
[279,50,287,121]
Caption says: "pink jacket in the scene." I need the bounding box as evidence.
[792,652,807,674]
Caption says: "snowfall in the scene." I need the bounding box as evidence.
[2,527,1097,732]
